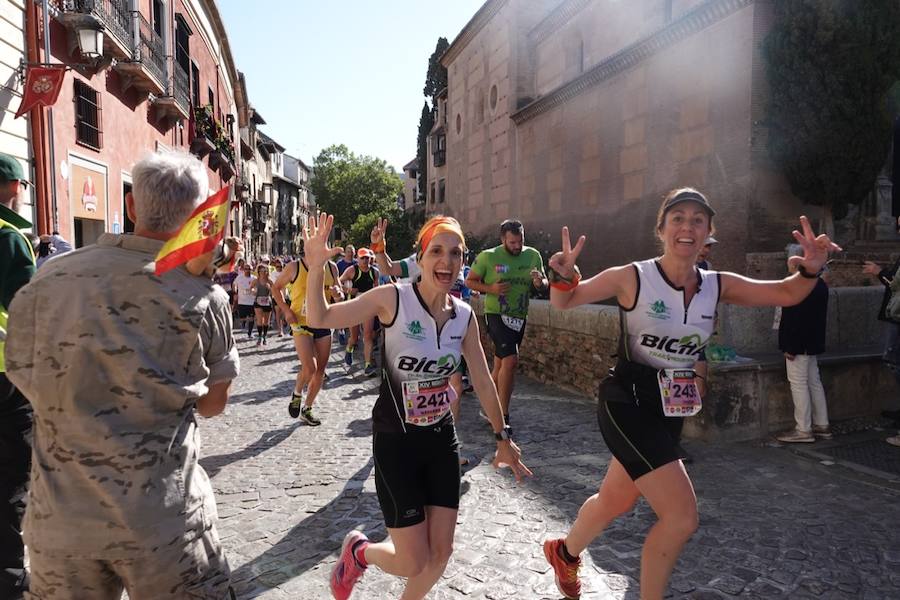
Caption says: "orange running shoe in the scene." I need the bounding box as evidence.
[543,538,582,599]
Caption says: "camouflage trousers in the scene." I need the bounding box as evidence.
[25,526,233,600]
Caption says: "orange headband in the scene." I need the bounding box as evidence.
[416,217,467,254]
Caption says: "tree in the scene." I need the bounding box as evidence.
[347,206,419,260]
[423,37,449,102]
[416,102,434,202]
[764,0,900,232]
[310,144,403,235]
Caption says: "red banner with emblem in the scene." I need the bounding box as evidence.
[15,66,67,119]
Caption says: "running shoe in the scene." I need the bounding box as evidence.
[288,392,303,418]
[330,530,368,600]
[344,346,354,367]
[256,338,262,347]
[887,435,900,447]
[338,329,347,346]
[364,363,377,377]
[543,539,582,599]
[300,406,322,426]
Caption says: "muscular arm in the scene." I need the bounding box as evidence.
[306,266,396,329]
[272,261,297,315]
[196,381,231,417]
[550,264,634,310]
[465,271,494,295]
[719,271,819,307]
[461,314,506,433]
[374,250,405,277]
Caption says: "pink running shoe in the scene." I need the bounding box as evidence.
[330,530,368,599]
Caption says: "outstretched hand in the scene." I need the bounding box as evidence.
[548,226,586,278]
[788,216,842,274]
[493,440,533,482]
[370,217,388,246]
[301,213,344,269]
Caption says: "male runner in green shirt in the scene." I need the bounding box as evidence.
[466,219,546,429]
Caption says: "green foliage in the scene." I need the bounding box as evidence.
[764,0,900,220]
[347,206,420,259]
[423,37,450,102]
[416,102,434,201]
[310,144,403,235]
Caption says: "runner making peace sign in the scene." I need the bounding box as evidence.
[302,213,532,600]
[542,188,840,600]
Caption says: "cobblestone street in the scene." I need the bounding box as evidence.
[203,334,900,599]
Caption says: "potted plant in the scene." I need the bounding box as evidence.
[190,105,216,157]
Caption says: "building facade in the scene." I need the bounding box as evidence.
[0,0,34,224]
[399,157,418,211]
[26,0,244,246]
[439,0,880,274]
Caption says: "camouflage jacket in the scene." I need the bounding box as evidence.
[5,233,239,558]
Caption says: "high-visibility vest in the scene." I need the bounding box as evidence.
[0,216,36,372]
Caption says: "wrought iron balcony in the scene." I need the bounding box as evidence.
[58,0,134,60]
[153,58,190,124]
[115,11,167,95]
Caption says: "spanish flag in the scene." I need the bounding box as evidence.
[154,186,231,276]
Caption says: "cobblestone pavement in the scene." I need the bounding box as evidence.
[203,333,900,599]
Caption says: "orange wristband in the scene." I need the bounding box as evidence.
[550,273,581,292]
[371,240,386,253]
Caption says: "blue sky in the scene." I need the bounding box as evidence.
[218,1,486,172]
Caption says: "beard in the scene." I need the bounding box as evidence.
[504,245,522,256]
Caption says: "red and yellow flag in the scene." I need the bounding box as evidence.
[154,186,231,276]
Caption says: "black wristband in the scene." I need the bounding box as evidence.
[797,265,819,279]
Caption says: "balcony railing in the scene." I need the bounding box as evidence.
[171,62,190,114]
[59,0,133,59]
[132,12,166,87]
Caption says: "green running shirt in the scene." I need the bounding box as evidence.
[470,245,543,318]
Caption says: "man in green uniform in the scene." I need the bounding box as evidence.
[466,219,546,429]
[0,153,35,599]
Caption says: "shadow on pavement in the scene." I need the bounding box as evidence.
[201,423,301,479]
[229,459,379,595]
[345,417,372,438]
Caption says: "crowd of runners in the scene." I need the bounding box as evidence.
[2,148,843,600]
[204,186,838,600]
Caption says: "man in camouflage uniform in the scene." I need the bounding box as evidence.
[5,151,239,599]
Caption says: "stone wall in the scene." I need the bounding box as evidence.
[474,286,895,440]
[474,298,620,398]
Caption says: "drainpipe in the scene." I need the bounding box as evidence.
[41,0,59,232]
[25,0,49,233]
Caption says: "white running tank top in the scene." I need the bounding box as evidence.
[619,259,719,370]
[374,282,472,433]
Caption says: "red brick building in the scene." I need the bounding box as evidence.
[26,0,245,246]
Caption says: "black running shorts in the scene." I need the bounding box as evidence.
[596,365,686,481]
[292,324,331,339]
[236,304,255,319]
[373,423,460,529]
[485,313,526,359]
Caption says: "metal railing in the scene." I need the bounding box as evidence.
[170,60,190,113]
[132,11,166,86]
[62,0,133,52]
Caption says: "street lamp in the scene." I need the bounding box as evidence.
[75,26,104,60]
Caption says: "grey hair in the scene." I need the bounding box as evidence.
[131,151,209,233]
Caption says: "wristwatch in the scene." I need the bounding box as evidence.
[494,426,513,441]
